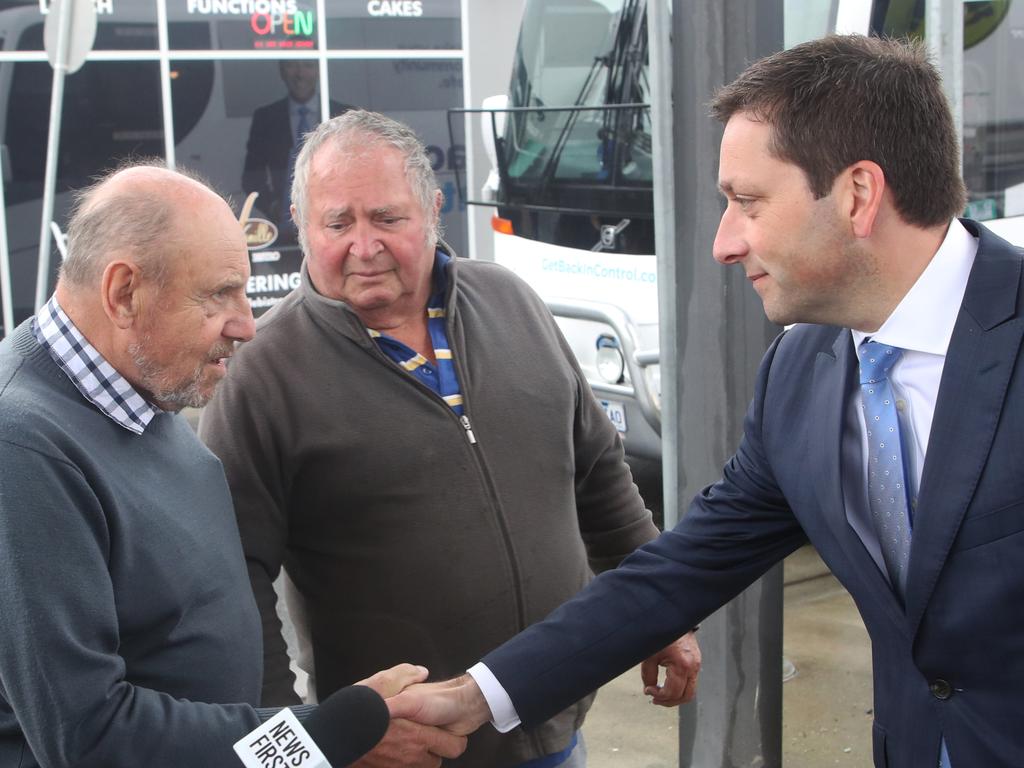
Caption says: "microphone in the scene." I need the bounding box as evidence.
[234,684,389,768]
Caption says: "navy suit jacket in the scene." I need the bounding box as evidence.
[483,220,1024,767]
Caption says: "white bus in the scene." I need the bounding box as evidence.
[465,0,1024,510]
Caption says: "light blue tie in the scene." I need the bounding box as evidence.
[858,341,912,598]
[860,342,953,768]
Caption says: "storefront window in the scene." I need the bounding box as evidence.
[0,0,159,52]
[171,0,319,51]
[0,0,466,326]
[325,0,460,50]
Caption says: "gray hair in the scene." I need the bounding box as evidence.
[291,110,442,250]
[60,160,215,289]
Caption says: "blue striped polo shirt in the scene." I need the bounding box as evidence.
[367,250,464,414]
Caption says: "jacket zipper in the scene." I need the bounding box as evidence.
[459,414,477,444]
[359,275,529,642]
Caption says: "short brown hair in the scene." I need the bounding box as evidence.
[710,35,965,228]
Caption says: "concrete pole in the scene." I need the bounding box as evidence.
[650,1,785,764]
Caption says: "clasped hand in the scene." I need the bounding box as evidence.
[352,664,469,768]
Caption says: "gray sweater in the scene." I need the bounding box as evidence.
[200,253,659,766]
[0,321,264,767]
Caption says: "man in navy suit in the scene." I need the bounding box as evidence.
[387,34,1024,768]
[242,61,349,244]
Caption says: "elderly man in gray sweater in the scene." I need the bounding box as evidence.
[0,163,426,767]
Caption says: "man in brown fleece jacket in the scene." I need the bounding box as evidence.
[200,110,700,768]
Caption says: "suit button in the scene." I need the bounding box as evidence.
[929,679,953,700]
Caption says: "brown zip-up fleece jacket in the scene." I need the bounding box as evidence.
[200,247,658,766]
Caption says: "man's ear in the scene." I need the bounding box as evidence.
[101,260,144,330]
[839,160,886,239]
[432,188,443,224]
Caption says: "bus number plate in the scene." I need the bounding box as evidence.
[600,399,627,433]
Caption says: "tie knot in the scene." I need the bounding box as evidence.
[858,341,902,385]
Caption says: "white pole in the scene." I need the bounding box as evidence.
[156,0,176,169]
[34,0,74,311]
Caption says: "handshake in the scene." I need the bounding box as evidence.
[355,632,702,766]
[348,664,480,766]
[362,665,490,742]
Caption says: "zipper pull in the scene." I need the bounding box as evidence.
[459,415,477,444]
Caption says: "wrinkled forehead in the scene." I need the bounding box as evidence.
[316,134,399,170]
[311,140,418,198]
[170,199,249,268]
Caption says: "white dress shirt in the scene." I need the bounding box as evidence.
[846,219,977,577]
[470,219,979,730]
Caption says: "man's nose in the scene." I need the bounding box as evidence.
[712,206,747,265]
[348,221,381,259]
[226,296,256,343]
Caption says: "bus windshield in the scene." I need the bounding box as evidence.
[503,0,651,190]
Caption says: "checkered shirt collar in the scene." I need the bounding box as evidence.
[32,296,160,434]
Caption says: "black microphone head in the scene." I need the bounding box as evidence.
[303,685,390,767]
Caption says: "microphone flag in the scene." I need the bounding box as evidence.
[234,707,330,768]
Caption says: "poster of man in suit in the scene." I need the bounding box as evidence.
[242,60,349,245]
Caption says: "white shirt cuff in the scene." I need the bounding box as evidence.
[466,662,521,733]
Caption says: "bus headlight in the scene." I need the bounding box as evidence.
[595,335,625,384]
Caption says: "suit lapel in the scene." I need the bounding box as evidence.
[811,332,855,543]
[905,224,1024,635]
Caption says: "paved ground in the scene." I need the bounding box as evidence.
[582,546,873,767]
